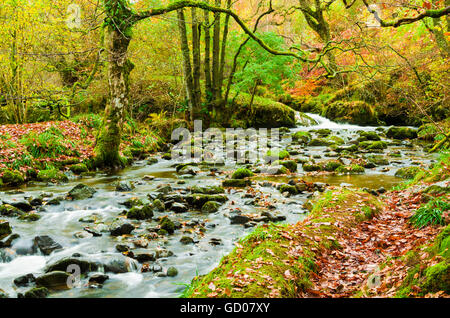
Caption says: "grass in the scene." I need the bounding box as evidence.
[410,198,450,228]
[20,127,78,159]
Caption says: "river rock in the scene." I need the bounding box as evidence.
[45,257,99,274]
[166,266,178,277]
[152,199,165,211]
[33,235,62,255]
[201,201,221,213]
[180,236,195,245]
[0,220,12,239]
[171,202,188,213]
[88,274,109,285]
[109,219,135,236]
[134,252,156,263]
[68,184,97,200]
[4,200,33,212]
[36,271,71,290]
[229,213,250,225]
[18,287,49,298]
[0,204,23,217]
[14,273,36,287]
[103,255,137,273]
[115,181,135,192]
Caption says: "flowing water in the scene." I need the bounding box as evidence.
[0,114,437,298]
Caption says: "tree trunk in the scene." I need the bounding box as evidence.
[218,0,231,97]
[211,0,221,106]
[203,0,212,101]
[192,7,202,119]
[177,8,196,124]
[93,26,131,169]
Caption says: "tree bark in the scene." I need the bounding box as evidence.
[211,0,221,105]
[94,26,131,168]
[192,7,202,118]
[177,8,196,124]
[203,0,212,101]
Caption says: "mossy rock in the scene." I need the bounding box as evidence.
[35,271,71,290]
[69,163,89,175]
[327,136,345,145]
[152,199,165,211]
[159,217,175,234]
[359,141,388,150]
[190,185,225,195]
[366,155,389,166]
[37,169,69,183]
[21,287,49,298]
[201,201,221,213]
[395,167,423,179]
[303,163,322,172]
[274,160,298,172]
[266,149,290,161]
[421,262,450,294]
[233,94,296,128]
[359,131,381,141]
[222,179,252,188]
[292,131,312,144]
[126,205,153,220]
[18,213,41,222]
[386,127,418,140]
[0,204,23,217]
[336,165,365,174]
[279,185,299,195]
[308,138,334,147]
[0,220,12,239]
[232,168,254,179]
[322,100,379,126]
[296,113,318,127]
[1,170,25,186]
[185,194,228,208]
[321,160,344,172]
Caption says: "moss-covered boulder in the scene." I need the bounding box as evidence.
[359,131,381,141]
[1,170,25,186]
[159,216,175,234]
[37,169,69,183]
[292,131,312,144]
[20,287,49,298]
[322,100,379,125]
[68,184,97,200]
[0,220,12,239]
[36,271,71,290]
[296,113,318,127]
[321,160,344,172]
[303,163,322,172]
[359,141,388,150]
[232,168,254,179]
[308,138,334,147]
[395,166,423,179]
[126,205,153,220]
[152,199,165,211]
[201,201,221,213]
[69,163,89,174]
[222,179,252,188]
[386,127,418,140]
[421,262,450,294]
[274,160,298,172]
[0,204,23,217]
[336,164,365,174]
[266,149,290,161]
[190,186,225,195]
[279,185,299,195]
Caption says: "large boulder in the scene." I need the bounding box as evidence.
[67,184,96,200]
[322,100,379,126]
[36,271,71,290]
[0,220,12,239]
[387,127,418,140]
[33,235,62,255]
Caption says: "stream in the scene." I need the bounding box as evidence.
[0,113,437,298]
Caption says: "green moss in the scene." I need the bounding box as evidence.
[308,138,334,147]
[126,205,153,220]
[266,149,290,160]
[322,160,344,172]
[359,141,388,150]
[422,262,450,294]
[336,164,365,174]
[69,163,88,174]
[37,169,69,183]
[322,100,379,126]
[274,160,298,172]
[159,216,175,234]
[386,127,418,140]
[232,168,254,179]
[302,163,321,172]
[292,131,312,144]
[279,185,299,195]
[395,166,423,179]
[1,169,25,186]
[359,131,381,141]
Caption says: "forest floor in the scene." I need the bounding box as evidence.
[307,187,447,298]
[185,158,449,298]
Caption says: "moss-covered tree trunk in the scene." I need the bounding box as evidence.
[94,26,131,168]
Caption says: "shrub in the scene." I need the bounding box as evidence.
[410,198,450,228]
[20,127,78,159]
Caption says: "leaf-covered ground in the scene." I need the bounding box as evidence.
[184,162,450,298]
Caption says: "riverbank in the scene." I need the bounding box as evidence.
[0,114,165,188]
[183,154,449,298]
